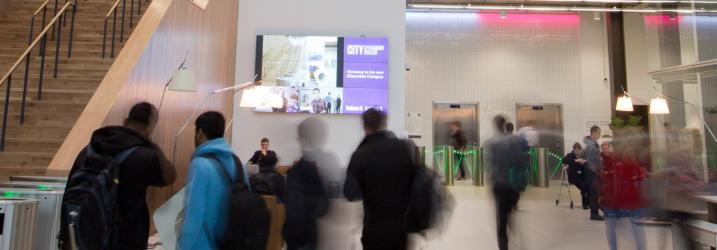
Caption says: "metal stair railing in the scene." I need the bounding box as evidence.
[0,0,77,151]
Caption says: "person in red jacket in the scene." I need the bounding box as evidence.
[601,142,647,250]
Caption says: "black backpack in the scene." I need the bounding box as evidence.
[201,153,270,250]
[250,172,277,196]
[59,145,138,250]
[403,140,449,234]
[406,166,446,233]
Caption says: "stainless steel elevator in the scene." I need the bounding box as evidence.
[433,103,479,148]
[515,104,564,153]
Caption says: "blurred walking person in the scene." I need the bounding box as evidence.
[283,118,330,250]
[450,121,468,180]
[584,125,604,221]
[485,115,529,250]
[344,108,415,250]
[600,139,647,250]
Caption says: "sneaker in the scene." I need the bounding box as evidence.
[590,215,605,221]
[582,205,589,210]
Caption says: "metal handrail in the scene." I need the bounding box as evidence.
[0,1,76,151]
[32,0,53,16]
[102,0,143,58]
[105,0,120,17]
[0,2,73,85]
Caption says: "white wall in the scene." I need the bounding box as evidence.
[232,0,406,169]
[405,12,612,157]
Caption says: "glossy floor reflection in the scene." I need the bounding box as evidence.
[149,180,674,250]
[416,180,673,250]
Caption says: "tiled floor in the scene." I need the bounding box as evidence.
[150,180,675,250]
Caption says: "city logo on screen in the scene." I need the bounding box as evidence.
[346,45,385,56]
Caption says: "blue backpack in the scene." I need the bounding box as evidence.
[59,145,138,250]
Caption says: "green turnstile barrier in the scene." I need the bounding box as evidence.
[529,148,550,187]
[444,146,454,186]
[416,146,427,168]
[432,145,484,186]
[472,147,484,186]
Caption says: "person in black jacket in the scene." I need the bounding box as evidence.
[68,102,176,250]
[450,121,468,180]
[248,138,278,166]
[344,108,415,250]
[564,142,589,209]
[485,115,529,250]
[283,118,329,250]
[250,154,286,201]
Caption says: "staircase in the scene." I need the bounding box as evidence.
[0,0,149,178]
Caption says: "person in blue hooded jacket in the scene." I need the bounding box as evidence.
[178,111,250,250]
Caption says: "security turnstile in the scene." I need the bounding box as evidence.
[10,176,67,183]
[0,189,63,250]
[0,182,65,190]
[0,198,38,250]
[433,145,485,186]
[471,147,484,186]
[530,148,550,187]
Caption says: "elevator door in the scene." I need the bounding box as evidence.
[433,103,479,148]
[516,104,564,154]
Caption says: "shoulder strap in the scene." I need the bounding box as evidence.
[85,144,139,165]
[114,146,140,165]
[201,154,233,184]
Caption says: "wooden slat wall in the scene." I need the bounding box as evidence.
[46,0,238,213]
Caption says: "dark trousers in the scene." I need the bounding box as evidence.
[454,154,466,178]
[573,178,589,207]
[361,231,407,250]
[584,169,600,216]
[493,184,520,250]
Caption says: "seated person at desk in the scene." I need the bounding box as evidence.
[250,155,286,201]
[248,138,277,166]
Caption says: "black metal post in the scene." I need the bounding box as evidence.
[129,0,134,28]
[51,0,58,41]
[111,10,117,58]
[21,53,31,125]
[120,0,126,42]
[54,13,62,79]
[38,35,47,100]
[62,6,67,27]
[41,6,47,30]
[138,0,141,16]
[102,18,108,58]
[67,5,75,58]
[28,16,35,46]
[1,75,12,151]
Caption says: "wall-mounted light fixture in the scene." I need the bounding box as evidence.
[649,97,670,114]
[616,87,634,112]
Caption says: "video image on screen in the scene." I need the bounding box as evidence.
[255,35,388,114]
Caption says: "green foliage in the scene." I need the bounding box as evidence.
[611,115,643,129]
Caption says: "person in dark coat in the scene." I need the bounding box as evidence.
[67,102,176,250]
[283,118,329,250]
[248,138,278,166]
[450,121,468,180]
[344,108,415,250]
[249,154,286,201]
[584,125,604,221]
[485,115,529,250]
[564,142,589,209]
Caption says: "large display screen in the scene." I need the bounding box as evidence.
[254,35,388,114]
